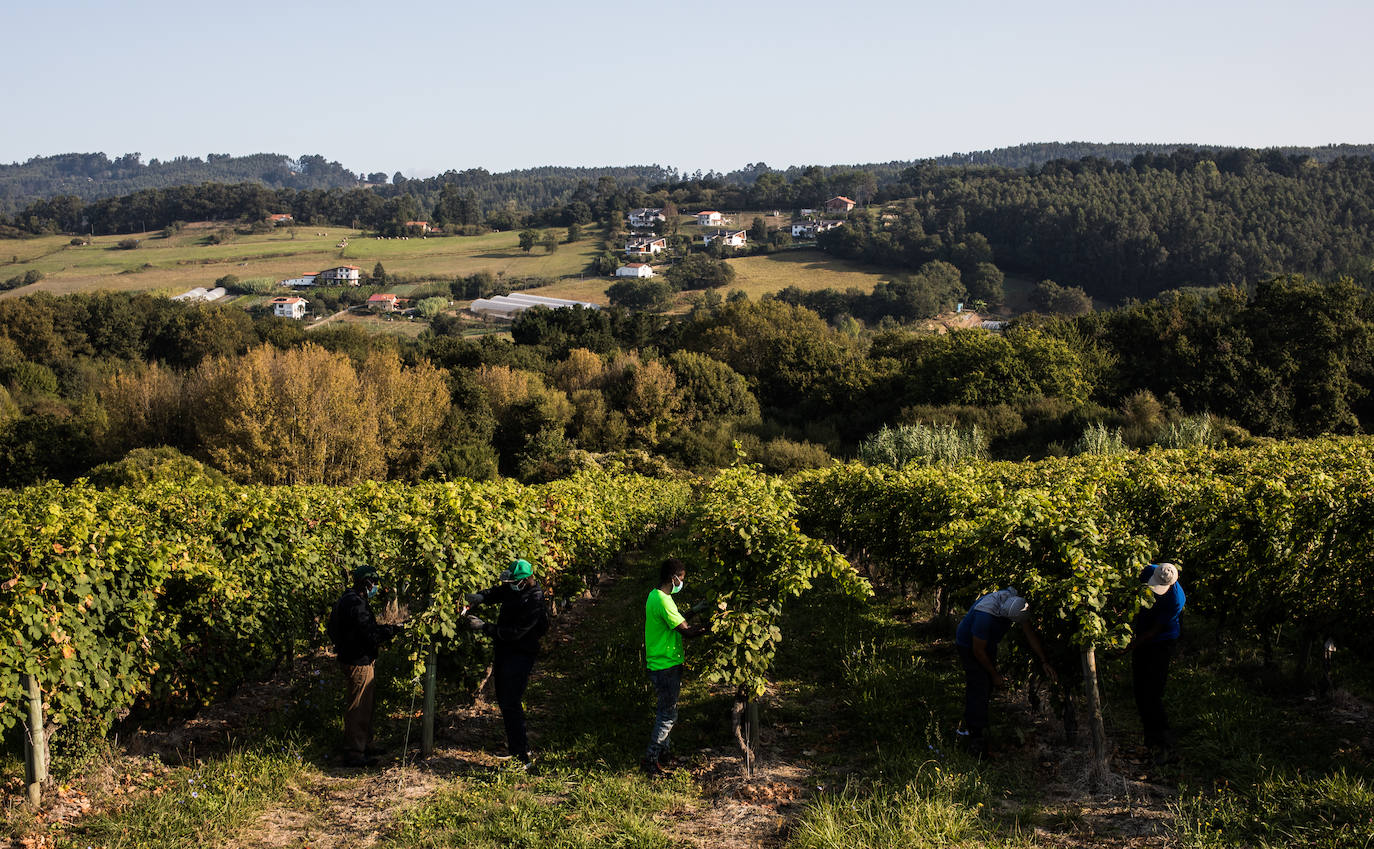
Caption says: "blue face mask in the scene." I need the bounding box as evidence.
[367,585,379,599]
[670,577,684,595]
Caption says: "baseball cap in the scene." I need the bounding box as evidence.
[500,559,534,582]
[1145,563,1179,595]
[352,564,380,584]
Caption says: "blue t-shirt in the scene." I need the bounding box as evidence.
[1134,577,1185,643]
[955,602,1015,652]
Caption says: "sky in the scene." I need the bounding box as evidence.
[5,0,1374,177]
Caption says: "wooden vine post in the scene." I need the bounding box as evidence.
[23,673,47,807]
[731,691,758,777]
[421,647,437,757]
[1080,645,1110,780]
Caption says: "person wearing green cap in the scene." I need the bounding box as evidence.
[464,558,549,767]
[327,565,402,767]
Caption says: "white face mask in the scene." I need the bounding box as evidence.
[670,577,684,595]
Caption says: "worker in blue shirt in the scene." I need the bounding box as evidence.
[954,587,1055,758]
[1127,562,1185,762]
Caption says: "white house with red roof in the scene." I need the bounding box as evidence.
[404,220,434,233]
[615,262,655,278]
[316,265,361,285]
[267,213,294,224]
[695,210,723,226]
[367,293,399,312]
[824,196,856,213]
[270,296,308,319]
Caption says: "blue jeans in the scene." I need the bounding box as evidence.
[645,665,682,760]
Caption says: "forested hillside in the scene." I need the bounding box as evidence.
[8,147,1374,304]
[0,153,362,214]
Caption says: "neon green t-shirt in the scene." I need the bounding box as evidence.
[645,588,686,670]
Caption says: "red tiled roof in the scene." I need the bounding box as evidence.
[368,293,398,302]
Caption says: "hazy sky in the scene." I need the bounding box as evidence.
[6,0,1374,177]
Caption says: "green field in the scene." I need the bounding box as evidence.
[0,223,603,299]
[0,225,911,324]
[724,249,897,298]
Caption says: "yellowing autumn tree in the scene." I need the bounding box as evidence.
[190,343,449,484]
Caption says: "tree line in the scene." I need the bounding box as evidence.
[3,273,1372,487]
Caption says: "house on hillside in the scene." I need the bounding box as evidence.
[703,229,747,248]
[792,219,844,238]
[824,196,856,213]
[404,220,434,233]
[625,236,667,256]
[367,293,399,312]
[629,208,666,229]
[267,213,294,224]
[316,265,361,285]
[695,210,723,226]
[281,273,317,287]
[616,262,655,278]
[270,296,308,319]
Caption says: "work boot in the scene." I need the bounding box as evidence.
[640,757,664,778]
[658,749,678,768]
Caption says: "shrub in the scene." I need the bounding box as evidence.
[117,238,141,250]
[857,422,987,466]
[1074,422,1129,456]
[1156,413,1214,449]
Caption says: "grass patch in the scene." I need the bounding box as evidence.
[1174,769,1374,848]
[386,768,697,848]
[724,250,897,299]
[787,763,1028,849]
[54,741,312,849]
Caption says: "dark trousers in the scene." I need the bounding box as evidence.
[1133,640,1175,748]
[957,644,993,737]
[645,664,683,760]
[493,647,536,759]
[341,662,376,756]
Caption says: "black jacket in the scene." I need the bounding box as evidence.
[328,588,399,666]
[474,582,549,656]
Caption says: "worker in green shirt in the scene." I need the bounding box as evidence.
[642,557,706,777]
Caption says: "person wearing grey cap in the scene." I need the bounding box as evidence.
[1127,562,1185,762]
[953,587,1055,758]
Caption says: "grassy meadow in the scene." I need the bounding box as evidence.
[0,223,605,299]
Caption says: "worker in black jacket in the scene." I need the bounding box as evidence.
[465,559,549,767]
[327,565,401,767]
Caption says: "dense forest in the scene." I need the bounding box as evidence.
[2,273,1371,487]
[0,153,362,214]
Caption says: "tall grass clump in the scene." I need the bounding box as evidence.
[787,763,1024,849]
[1156,413,1214,449]
[1073,422,1129,457]
[1174,769,1374,849]
[857,423,987,467]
